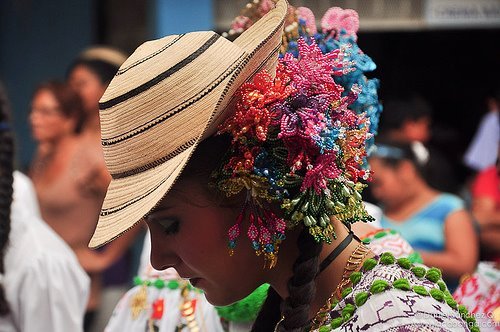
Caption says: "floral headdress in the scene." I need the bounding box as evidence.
[224,3,382,153]
[214,3,381,268]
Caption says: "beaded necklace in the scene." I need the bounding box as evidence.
[310,242,371,330]
[274,240,370,331]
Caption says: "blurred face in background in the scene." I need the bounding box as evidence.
[369,157,414,208]
[30,89,76,143]
[401,116,431,143]
[68,64,107,115]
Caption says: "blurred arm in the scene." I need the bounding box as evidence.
[472,196,500,229]
[419,209,478,277]
[77,222,145,273]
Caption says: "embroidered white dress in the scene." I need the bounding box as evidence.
[105,233,229,332]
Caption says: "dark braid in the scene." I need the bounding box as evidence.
[279,228,322,331]
[251,228,322,331]
[250,285,282,331]
[0,82,14,316]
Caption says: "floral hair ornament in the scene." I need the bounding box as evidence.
[225,2,383,154]
[213,37,374,269]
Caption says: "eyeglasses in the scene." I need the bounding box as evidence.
[30,107,63,118]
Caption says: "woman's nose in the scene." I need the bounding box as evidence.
[149,233,180,270]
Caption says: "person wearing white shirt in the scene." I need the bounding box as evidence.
[0,83,90,332]
[0,172,90,332]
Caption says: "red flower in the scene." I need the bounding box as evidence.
[151,298,164,320]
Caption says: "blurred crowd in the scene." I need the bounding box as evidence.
[0,47,146,332]
[0,17,499,332]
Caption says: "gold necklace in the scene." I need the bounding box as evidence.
[310,242,371,330]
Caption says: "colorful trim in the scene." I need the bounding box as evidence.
[133,277,204,293]
[314,252,480,331]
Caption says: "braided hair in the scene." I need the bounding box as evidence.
[251,227,322,331]
[0,82,14,316]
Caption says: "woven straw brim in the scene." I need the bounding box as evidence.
[89,0,288,248]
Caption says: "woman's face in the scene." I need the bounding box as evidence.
[145,180,266,306]
[29,89,75,143]
[68,65,107,114]
[369,157,408,206]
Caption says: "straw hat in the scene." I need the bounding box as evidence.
[79,46,128,68]
[89,0,288,248]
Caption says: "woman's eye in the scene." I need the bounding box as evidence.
[157,219,180,235]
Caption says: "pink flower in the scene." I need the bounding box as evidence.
[321,7,359,39]
[301,153,341,193]
[281,39,344,99]
[230,15,253,34]
[258,0,275,16]
[297,7,317,34]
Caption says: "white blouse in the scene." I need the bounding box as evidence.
[0,172,90,332]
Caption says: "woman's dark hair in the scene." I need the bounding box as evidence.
[182,135,323,331]
[33,81,86,134]
[0,82,14,316]
[378,96,432,132]
[66,59,120,86]
[370,139,430,180]
[252,227,322,331]
[179,134,255,209]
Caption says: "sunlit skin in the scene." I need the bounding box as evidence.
[369,156,478,277]
[29,89,76,144]
[68,64,107,134]
[145,178,371,318]
[67,63,143,312]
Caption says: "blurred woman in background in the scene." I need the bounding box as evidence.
[67,46,127,140]
[470,143,500,261]
[28,81,109,330]
[2,81,89,331]
[369,140,478,291]
[66,47,143,332]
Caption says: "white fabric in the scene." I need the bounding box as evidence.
[106,232,225,331]
[106,231,253,331]
[0,172,90,332]
[104,282,225,332]
[10,171,41,218]
[363,201,382,228]
[464,110,499,171]
[138,231,152,278]
[453,262,500,332]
